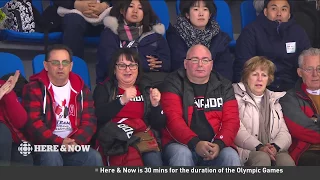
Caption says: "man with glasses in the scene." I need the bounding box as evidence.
[160,44,241,166]
[21,44,103,166]
[280,48,320,166]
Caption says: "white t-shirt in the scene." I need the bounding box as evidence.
[52,80,73,138]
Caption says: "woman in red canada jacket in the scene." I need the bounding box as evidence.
[0,70,33,166]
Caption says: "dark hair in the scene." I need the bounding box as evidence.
[110,0,159,33]
[180,0,217,18]
[45,44,73,62]
[109,48,143,81]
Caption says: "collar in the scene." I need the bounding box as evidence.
[306,89,320,95]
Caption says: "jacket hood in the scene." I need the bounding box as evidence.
[233,82,286,101]
[103,7,165,36]
[29,69,85,93]
[256,12,296,36]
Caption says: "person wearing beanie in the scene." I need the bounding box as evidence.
[234,0,311,92]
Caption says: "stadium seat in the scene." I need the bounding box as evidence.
[0,0,62,43]
[176,0,236,48]
[149,0,170,31]
[32,54,92,89]
[240,0,257,29]
[0,52,26,78]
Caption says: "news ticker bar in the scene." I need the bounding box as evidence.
[95,167,284,175]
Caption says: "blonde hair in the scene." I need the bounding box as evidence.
[241,56,276,86]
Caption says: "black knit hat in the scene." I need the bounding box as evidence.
[264,0,293,9]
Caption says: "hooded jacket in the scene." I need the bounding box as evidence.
[166,23,234,81]
[21,70,96,145]
[233,82,291,165]
[0,80,27,143]
[96,8,171,83]
[160,68,240,150]
[279,79,320,164]
[234,13,311,91]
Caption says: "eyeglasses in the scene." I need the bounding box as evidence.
[185,58,213,64]
[116,63,138,70]
[300,66,320,74]
[47,60,71,67]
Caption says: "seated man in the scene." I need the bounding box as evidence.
[280,47,320,166]
[235,0,311,91]
[22,44,103,166]
[160,44,241,166]
[52,0,111,58]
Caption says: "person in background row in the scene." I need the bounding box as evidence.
[94,48,166,166]
[160,44,241,166]
[235,0,310,91]
[22,44,103,166]
[167,0,233,81]
[96,0,170,84]
[280,48,320,166]
[0,70,33,166]
[233,56,294,166]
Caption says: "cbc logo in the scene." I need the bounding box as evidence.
[18,141,33,156]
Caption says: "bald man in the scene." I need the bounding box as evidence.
[160,44,241,166]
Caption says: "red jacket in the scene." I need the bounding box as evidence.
[279,79,320,164]
[21,70,96,145]
[0,80,27,143]
[160,68,240,150]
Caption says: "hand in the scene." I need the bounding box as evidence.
[88,2,108,16]
[5,70,20,94]
[82,10,99,18]
[0,81,12,100]
[149,88,161,107]
[204,143,220,161]
[266,143,277,156]
[146,55,162,71]
[195,141,217,160]
[120,87,137,105]
[62,138,76,152]
[74,1,90,12]
[258,145,276,161]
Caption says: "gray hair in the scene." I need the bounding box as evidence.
[298,48,320,67]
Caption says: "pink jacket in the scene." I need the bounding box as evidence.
[233,83,292,165]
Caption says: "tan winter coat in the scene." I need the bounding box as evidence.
[233,82,292,165]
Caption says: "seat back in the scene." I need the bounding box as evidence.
[32,54,91,89]
[240,1,257,29]
[0,52,26,78]
[149,0,170,31]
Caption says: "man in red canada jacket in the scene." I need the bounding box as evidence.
[160,44,241,166]
[0,70,33,166]
[280,48,320,165]
[22,44,103,166]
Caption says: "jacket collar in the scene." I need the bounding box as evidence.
[257,12,296,36]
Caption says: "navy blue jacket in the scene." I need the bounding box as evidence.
[166,24,234,81]
[234,13,311,91]
[96,16,171,84]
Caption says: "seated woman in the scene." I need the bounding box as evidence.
[93,48,166,166]
[167,0,233,81]
[0,70,33,166]
[233,56,295,166]
[96,0,171,83]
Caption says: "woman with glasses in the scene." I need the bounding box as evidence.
[0,70,33,166]
[167,0,233,81]
[93,48,166,166]
[95,0,171,84]
[233,56,294,166]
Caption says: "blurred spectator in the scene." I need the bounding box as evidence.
[96,0,170,84]
[234,0,311,91]
[167,0,233,81]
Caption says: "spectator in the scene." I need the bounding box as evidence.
[52,0,111,58]
[233,56,294,166]
[0,70,33,166]
[167,0,233,81]
[94,48,166,166]
[22,44,103,166]
[279,48,320,166]
[160,44,241,166]
[234,0,311,91]
[96,0,170,84]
